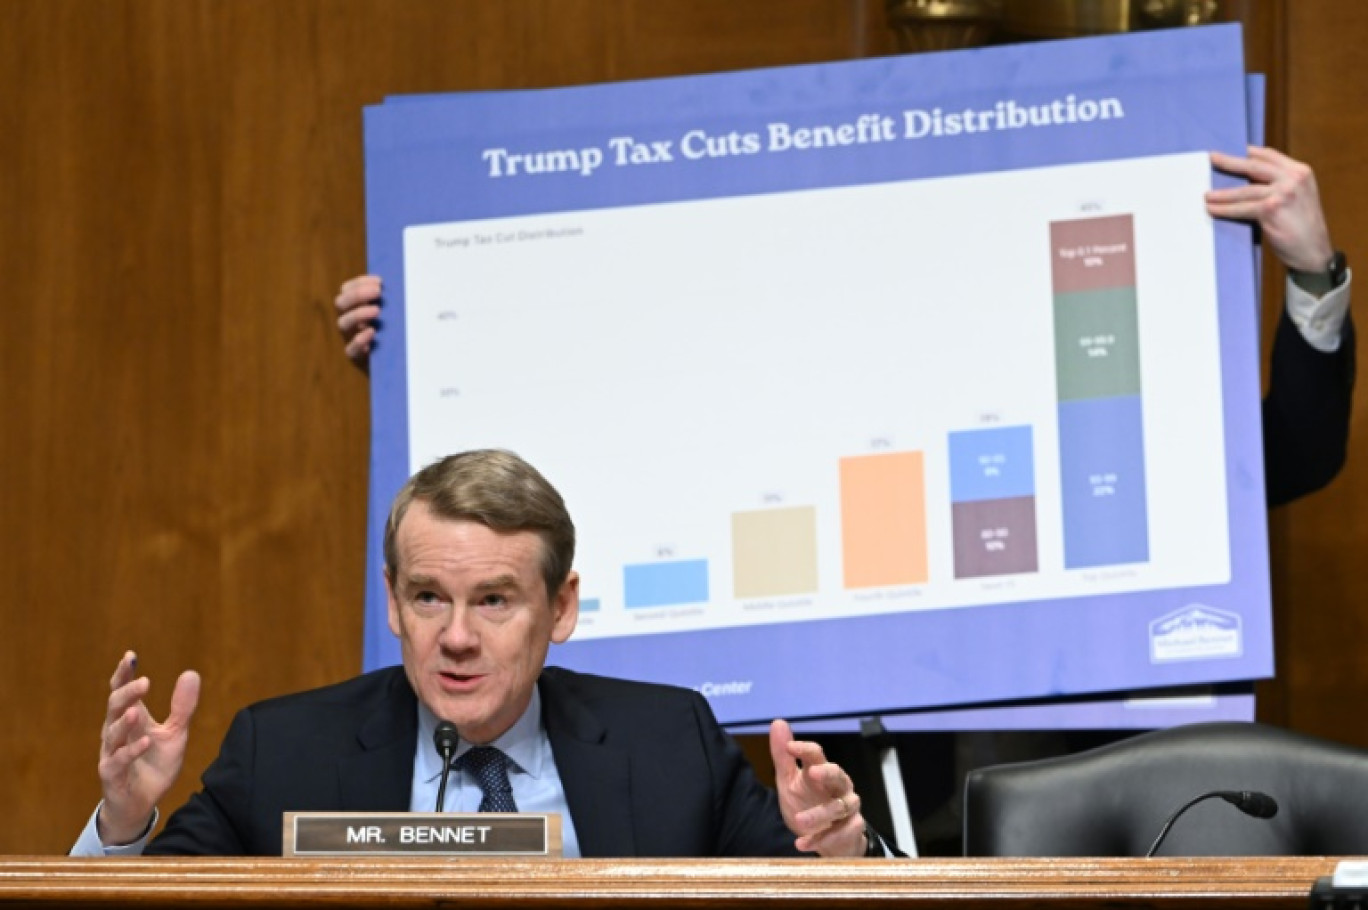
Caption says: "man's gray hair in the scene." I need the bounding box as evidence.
[383,449,576,597]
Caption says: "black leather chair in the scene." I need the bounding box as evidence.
[963,721,1368,856]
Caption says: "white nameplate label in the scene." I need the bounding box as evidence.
[282,812,561,857]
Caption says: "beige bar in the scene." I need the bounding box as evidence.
[731,505,819,599]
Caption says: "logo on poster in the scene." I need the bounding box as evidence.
[1149,605,1242,663]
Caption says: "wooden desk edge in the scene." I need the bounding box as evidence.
[0,856,1341,908]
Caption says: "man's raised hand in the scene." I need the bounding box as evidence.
[96,651,200,846]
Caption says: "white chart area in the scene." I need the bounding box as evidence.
[403,152,1230,642]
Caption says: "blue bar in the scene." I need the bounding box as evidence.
[624,559,710,609]
[949,425,1036,503]
[1058,396,1149,567]
[579,598,601,612]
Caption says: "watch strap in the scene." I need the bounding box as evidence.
[1291,249,1348,297]
[1329,249,1349,288]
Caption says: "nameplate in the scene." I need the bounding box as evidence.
[1335,862,1368,887]
[282,812,561,857]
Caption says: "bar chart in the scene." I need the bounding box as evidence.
[402,151,1232,644]
[1052,214,1150,568]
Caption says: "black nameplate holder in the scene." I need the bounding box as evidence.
[282,812,562,857]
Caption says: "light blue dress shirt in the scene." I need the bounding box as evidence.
[411,686,581,858]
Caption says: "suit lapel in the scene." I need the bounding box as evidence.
[540,670,636,857]
[338,668,418,811]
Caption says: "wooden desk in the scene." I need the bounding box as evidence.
[0,856,1340,908]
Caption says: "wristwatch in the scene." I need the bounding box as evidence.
[1291,249,1348,297]
[862,822,884,857]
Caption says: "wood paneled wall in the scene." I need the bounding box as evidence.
[0,0,892,857]
[1263,2,1368,737]
[0,0,1362,857]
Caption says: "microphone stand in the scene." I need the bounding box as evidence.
[434,721,460,812]
[1146,790,1279,857]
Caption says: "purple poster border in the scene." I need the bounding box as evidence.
[363,25,1268,726]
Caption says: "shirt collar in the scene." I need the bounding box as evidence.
[415,684,547,785]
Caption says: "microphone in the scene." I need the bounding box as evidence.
[433,721,460,812]
[1145,789,1279,857]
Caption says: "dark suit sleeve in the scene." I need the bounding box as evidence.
[145,708,256,856]
[685,693,805,858]
[688,700,903,859]
[1263,310,1355,508]
[134,668,413,856]
[547,669,803,857]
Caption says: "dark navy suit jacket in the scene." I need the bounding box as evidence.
[1264,311,1355,507]
[147,665,802,857]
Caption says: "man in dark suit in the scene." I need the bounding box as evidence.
[77,450,885,858]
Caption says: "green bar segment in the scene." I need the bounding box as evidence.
[1053,286,1141,401]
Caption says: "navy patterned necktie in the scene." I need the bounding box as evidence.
[458,746,519,813]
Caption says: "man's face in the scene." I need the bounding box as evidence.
[385,501,578,744]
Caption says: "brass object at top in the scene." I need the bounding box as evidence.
[1001,0,1220,39]
[885,0,1004,53]
[886,0,1221,52]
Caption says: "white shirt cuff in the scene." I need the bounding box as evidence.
[1286,270,1352,353]
[69,803,158,857]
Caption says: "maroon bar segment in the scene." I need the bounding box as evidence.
[1051,214,1136,294]
[951,496,1039,579]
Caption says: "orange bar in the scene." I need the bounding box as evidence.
[840,451,928,588]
